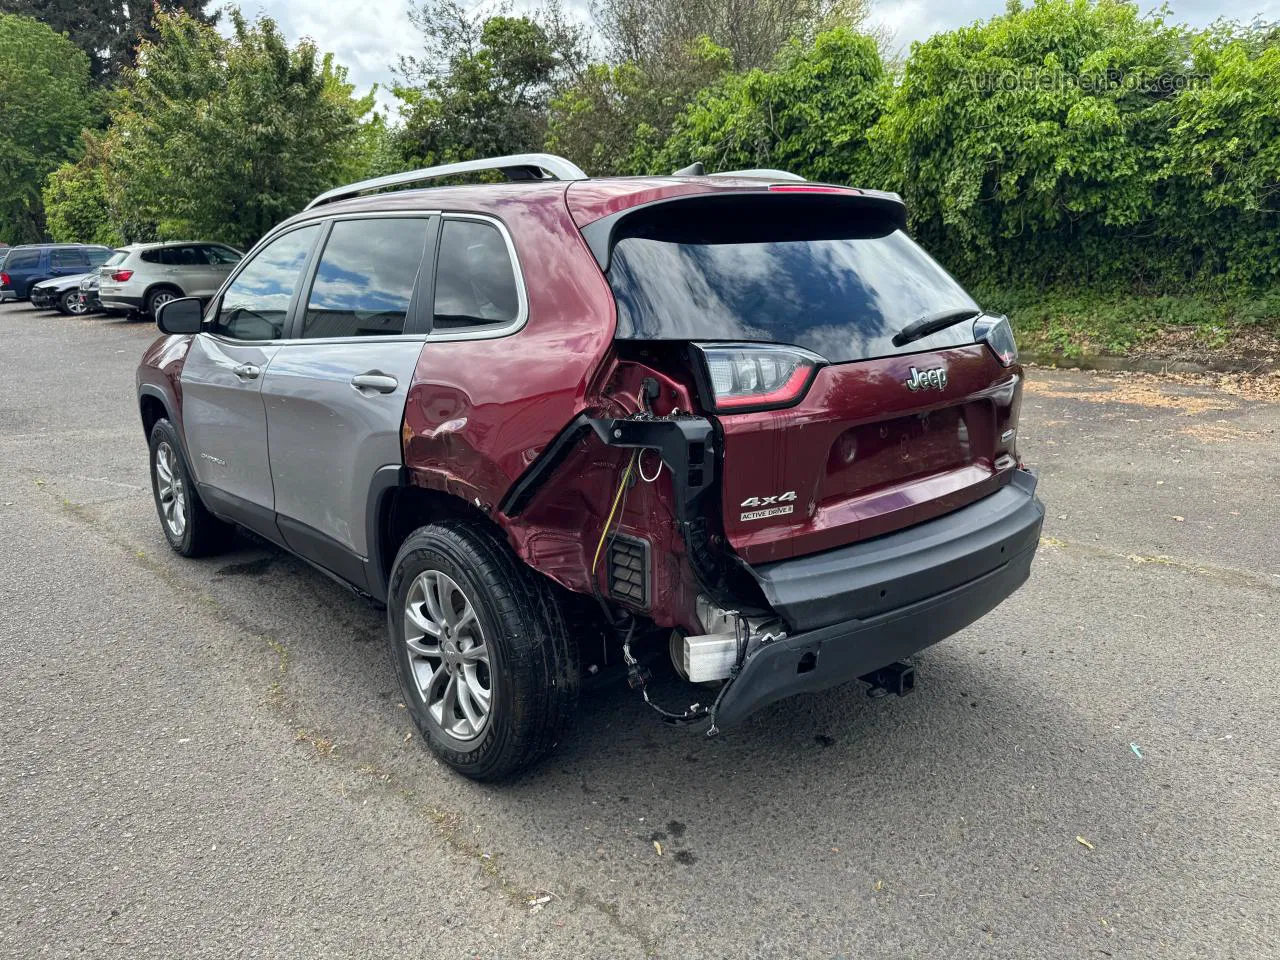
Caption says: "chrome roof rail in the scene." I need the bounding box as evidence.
[305,153,590,210]
[709,168,806,181]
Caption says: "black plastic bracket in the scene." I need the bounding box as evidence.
[860,661,916,698]
[586,416,715,522]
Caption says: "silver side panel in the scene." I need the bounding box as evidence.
[181,335,281,510]
[261,339,427,557]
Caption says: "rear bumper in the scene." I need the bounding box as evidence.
[711,469,1043,729]
[100,294,144,311]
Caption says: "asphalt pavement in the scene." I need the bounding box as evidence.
[1,300,1277,959]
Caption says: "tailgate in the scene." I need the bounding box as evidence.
[718,345,1022,565]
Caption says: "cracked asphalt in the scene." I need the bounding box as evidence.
[2,300,1277,959]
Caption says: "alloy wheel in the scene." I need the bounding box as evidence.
[404,570,492,741]
[154,441,187,538]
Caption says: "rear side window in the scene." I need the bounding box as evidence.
[51,249,87,269]
[606,198,980,363]
[211,225,319,341]
[5,250,39,270]
[301,218,429,339]
[432,219,520,330]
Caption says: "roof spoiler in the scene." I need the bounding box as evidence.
[579,186,908,271]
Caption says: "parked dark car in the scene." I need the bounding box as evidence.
[137,153,1043,781]
[0,244,113,301]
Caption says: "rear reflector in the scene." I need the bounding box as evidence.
[694,343,824,413]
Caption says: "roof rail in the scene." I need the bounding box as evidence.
[710,168,806,181]
[305,153,589,210]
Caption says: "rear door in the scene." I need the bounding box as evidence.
[602,191,1022,564]
[181,223,322,536]
[261,215,435,581]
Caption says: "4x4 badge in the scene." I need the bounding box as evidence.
[740,490,797,522]
[905,366,948,391]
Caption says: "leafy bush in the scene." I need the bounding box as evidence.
[656,29,888,183]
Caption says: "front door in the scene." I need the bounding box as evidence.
[180,223,322,536]
[261,215,434,583]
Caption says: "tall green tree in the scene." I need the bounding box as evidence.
[0,13,93,243]
[395,0,589,166]
[108,10,376,249]
[547,37,731,175]
[0,0,219,83]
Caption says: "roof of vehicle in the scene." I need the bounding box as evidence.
[5,242,112,251]
[278,175,905,236]
[119,240,237,251]
[285,153,903,233]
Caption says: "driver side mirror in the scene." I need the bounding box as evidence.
[156,296,203,335]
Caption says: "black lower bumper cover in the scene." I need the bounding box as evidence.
[711,469,1044,730]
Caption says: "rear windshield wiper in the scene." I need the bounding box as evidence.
[891,307,982,347]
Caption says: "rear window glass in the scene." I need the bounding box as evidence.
[104,251,128,266]
[606,200,981,363]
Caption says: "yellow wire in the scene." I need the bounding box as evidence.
[592,449,637,576]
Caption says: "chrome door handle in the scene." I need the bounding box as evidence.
[351,372,398,395]
[233,363,261,380]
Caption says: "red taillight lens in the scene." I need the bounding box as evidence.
[695,343,824,413]
[110,269,133,282]
[0,272,9,286]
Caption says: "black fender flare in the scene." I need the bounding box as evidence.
[364,464,407,604]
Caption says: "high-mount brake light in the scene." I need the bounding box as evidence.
[110,269,134,282]
[973,314,1019,367]
[767,184,857,195]
[694,343,824,413]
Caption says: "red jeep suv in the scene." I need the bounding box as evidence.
[136,154,1044,780]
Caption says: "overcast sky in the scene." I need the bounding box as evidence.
[228,0,1280,114]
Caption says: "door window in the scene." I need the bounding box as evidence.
[203,245,243,265]
[432,219,521,330]
[300,218,430,339]
[210,225,319,341]
[50,248,88,269]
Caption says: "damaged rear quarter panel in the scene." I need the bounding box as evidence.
[402,193,621,575]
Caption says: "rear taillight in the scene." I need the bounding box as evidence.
[110,269,133,282]
[974,315,1018,367]
[0,273,9,286]
[694,343,824,413]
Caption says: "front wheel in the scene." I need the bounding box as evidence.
[387,520,579,781]
[148,419,231,557]
[60,290,88,316]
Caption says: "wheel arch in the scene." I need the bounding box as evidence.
[367,469,505,604]
[143,282,184,312]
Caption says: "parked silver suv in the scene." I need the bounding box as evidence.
[99,241,243,316]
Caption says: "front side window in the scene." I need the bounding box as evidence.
[432,219,520,330]
[211,225,319,341]
[301,218,429,339]
[204,245,243,265]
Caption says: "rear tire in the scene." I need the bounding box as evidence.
[146,287,181,317]
[148,419,231,557]
[387,520,579,781]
